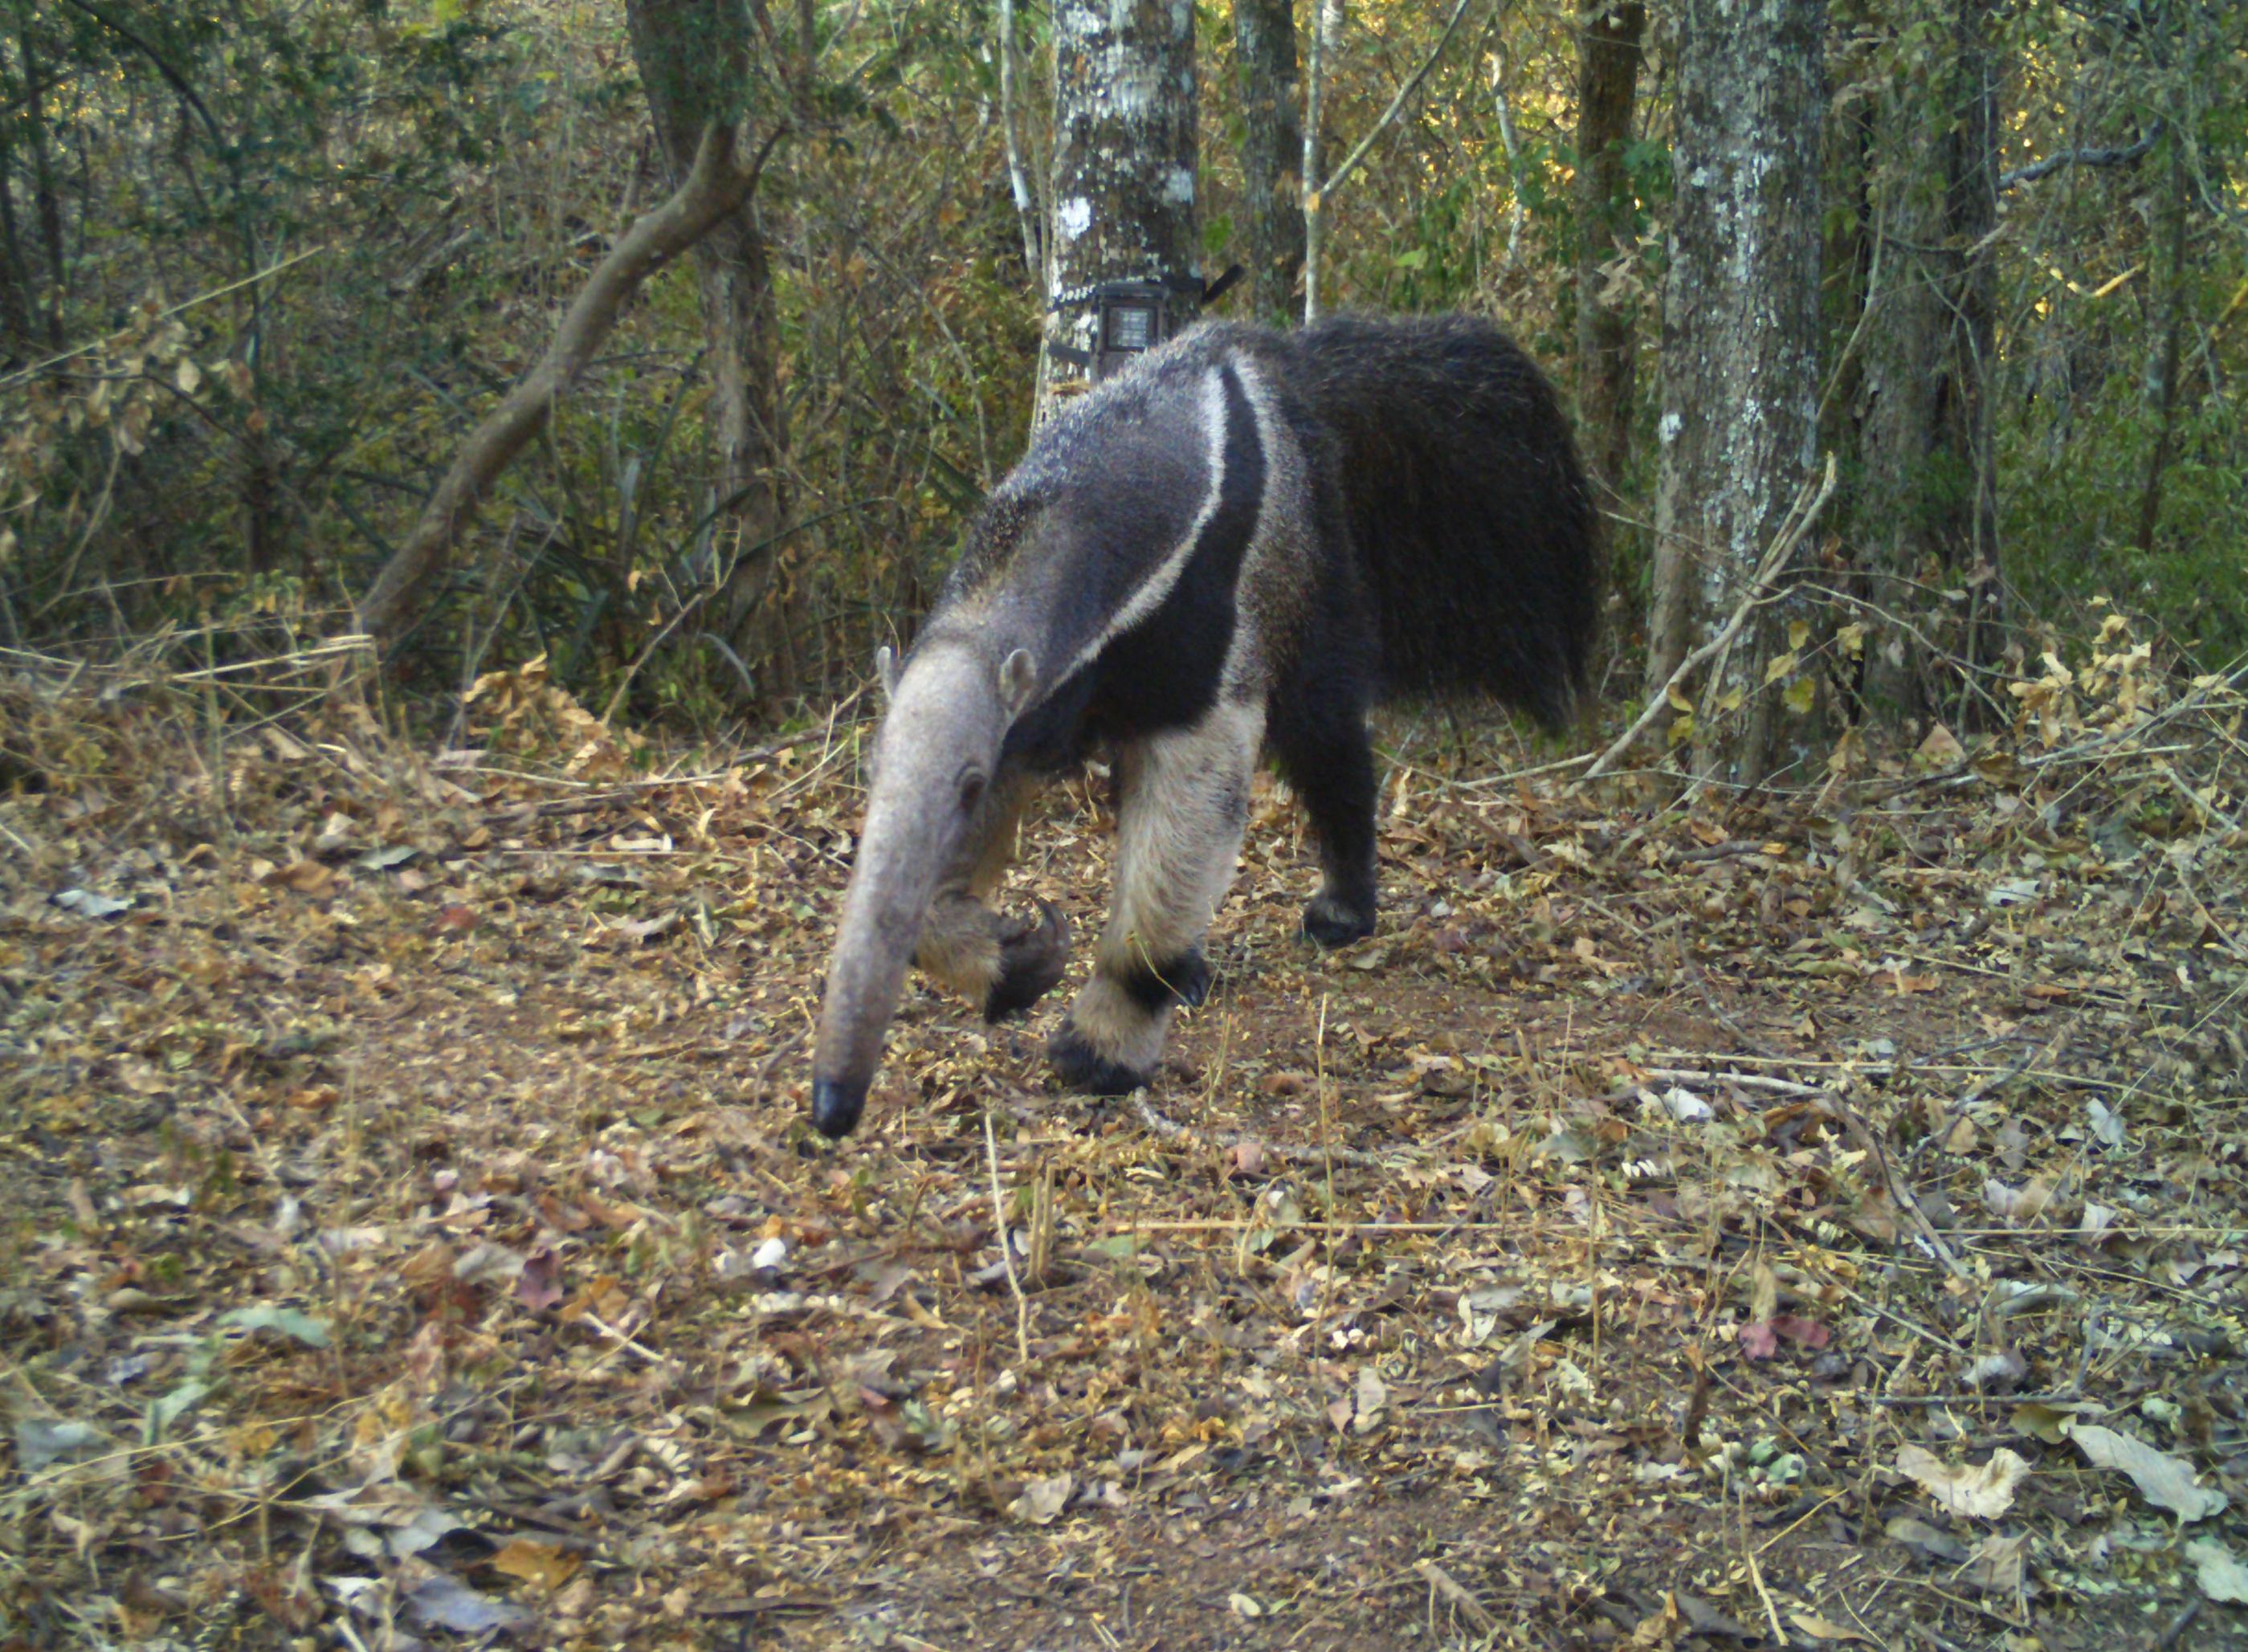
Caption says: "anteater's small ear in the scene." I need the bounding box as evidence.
[998,647,1038,718]
[875,645,900,701]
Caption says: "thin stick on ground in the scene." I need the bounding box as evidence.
[1413,1559,1497,1634]
[984,1110,1030,1366]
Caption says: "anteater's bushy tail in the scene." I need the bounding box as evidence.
[1287,313,1598,724]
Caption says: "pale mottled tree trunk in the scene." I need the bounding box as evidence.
[1301,0,1343,324]
[1039,0,1201,415]
[625,0,791,698]
[1574,0,1646,505]
[1648,0,1826,785]
[1233,0,1304,327]
[1857,0,1999,724]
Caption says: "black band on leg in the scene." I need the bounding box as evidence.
[1117,946,1211,1014]
[1048,1026,1153,1096]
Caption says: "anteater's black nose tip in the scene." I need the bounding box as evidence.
[810,1078,867,1140]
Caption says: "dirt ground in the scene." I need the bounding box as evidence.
[4,661,2246,1651]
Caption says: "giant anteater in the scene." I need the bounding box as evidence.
[809,313,1594,1139]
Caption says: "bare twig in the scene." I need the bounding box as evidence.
[1998,120,2162,192]
[1413,1560,1496,1634]
[1642,1067,1826,1098]
[1744,1550,1787,1647]
[1829,1100,1970,1280]
[984,1111,1030,1366]
[1304,0,1491,320]
[1317,0,1483,206]
[581,1312,674,1371]
[1577,455,1838,785]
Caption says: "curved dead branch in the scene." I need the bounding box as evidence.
[356,123,775,647]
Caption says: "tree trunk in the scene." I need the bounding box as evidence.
[1648,0,1826,787]
[2136,133,2189,558]
[1233,0,1303,327]
[0,130,38,353]
[16,18,65,344]
[1039,0,1201,415]
[997,0,1042,281]
[1573,0,1646,505]
[1856,0,2000,723]
[1302,0,1344,324]
[625,0,791,698]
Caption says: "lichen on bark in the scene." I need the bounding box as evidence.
[1649,0,1827,785]
[1038,0,1200,414]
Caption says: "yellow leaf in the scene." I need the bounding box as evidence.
[267,859,335,895]
[1837,622,1867,657]
[492,1539,581,1590]
[1666,711,1695,747]
[1785,676,1817,715]
[1666,682,1695,713]
[1788,619,1810,651]
[1763,651,1800,686]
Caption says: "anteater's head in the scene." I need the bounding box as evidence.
[810,634,1039,1139]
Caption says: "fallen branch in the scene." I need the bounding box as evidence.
[1827,1100,1969,1280]
[357,122,777,646]
[1128,1091,1390,1167]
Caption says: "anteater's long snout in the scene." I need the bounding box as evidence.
[809,638,1027,1140]
[810,807,933,1140]
[810,915,913,1139]
[810,1076,867,1139]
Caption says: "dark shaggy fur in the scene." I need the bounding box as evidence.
[1286,313,1598,720]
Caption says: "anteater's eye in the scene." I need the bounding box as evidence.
[957,770,987,813]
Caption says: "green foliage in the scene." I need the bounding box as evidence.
[2005,365,2248,663]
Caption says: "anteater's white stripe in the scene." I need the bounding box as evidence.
[1050,367,1235,687]
[1218,366,1279,694]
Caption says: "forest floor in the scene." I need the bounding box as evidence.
[4,642,2247,1652]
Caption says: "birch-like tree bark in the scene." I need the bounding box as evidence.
[1302,0,1338,323]
[1648,0,1826,785]
[1038,0,1199,415]
[1233,0,1304,326]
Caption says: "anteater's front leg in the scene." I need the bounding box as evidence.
[912,773,1070,1022]
[1050,701,1264,1095]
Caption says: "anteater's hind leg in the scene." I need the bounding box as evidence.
[1270,663,1379,946]
[1050,701,1264,1095]
[912,773,1070,1021]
